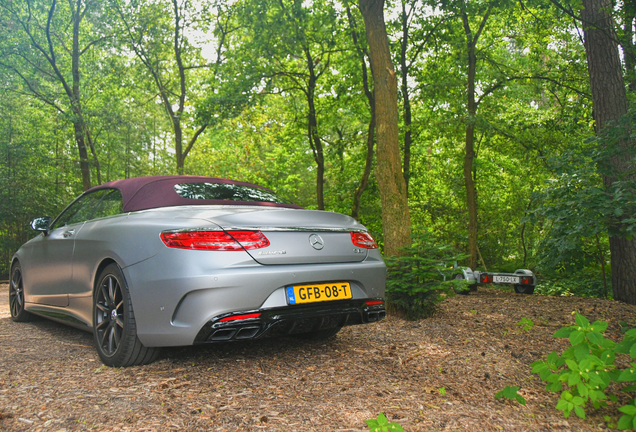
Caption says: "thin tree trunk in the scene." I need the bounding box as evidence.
[460,4,491,270]
[346,3,375,220]
[359,0,411,256]
[582,0,636,304]
[306,69,325,210]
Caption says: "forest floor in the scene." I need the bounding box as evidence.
[1,284,636,432]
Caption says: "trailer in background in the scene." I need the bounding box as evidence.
[451,268,537,295]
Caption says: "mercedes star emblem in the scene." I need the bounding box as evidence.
[309,234,324,250]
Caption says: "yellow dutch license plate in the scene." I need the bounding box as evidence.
[286,282,352,305]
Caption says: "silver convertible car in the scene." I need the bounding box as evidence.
[10,176,386,367]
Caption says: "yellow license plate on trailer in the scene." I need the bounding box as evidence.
[286,282,352,305]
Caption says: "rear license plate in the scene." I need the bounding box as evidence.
[286,282,352,305]
[493,276,520,284]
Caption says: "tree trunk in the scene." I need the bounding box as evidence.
[359,0,411,256]
[307,69,325,210]
[400,0,412,196]
[582,0,636,304]
[461,9,482,270]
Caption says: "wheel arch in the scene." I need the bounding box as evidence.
[93,258,121,293]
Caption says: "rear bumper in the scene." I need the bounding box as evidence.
[194,299,386,343]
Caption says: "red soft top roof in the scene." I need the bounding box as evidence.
[86,175,301,212]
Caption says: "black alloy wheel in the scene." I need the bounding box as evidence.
[514,284,535,295]
[94,271,125,357]
[9,262,32,322]
[93,264,160,367]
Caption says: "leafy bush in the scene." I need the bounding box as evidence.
[366,413,404,432]
[384,232,469,320]
[531,313,636,426]
[534,270,609,299]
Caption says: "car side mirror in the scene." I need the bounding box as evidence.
[31,216,52,233]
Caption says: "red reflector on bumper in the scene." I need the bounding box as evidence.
[219,313,261,322]
[365,300,384,306]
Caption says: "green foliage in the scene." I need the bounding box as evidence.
[385,231,469,320]
[531,314,636,424]
[365,413,405,432]
[534,272,608,299]
[517,317,534,332]
[495,385,527,405]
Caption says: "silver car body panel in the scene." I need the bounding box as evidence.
[14,205,386,347]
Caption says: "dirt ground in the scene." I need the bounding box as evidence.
[1,284,636,432]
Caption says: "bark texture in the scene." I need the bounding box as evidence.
[359,0,411,255]
[582,0,636,304]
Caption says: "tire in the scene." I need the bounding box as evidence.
[294,326,342,340]
[514,285,535,295]
[93,264,160,367]
[9,262,33,322]
[452,273,470,295]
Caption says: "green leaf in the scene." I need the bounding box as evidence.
[631,343,636,359]
[617,414,634,430]
[577,382,589,397]
[554,327,576,338]
[556,399,569,410]
[621,384,636,392]
[366,419,379,428]
[571,396,585,406]
[575,314,590,328]
[618,368,636,382]
[570,330,585,346]
[565,359,580,371]
[615,207,624,217]
[574,405,586,419]
[591,320,609,333]
[587,331,605,346]
[515,394,527,405]
[618,405,636,416]
[568,373,581,386]
[377,413,389,426]
[503,386,520,399]
[388,424,405,432]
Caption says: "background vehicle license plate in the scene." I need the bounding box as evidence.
[286,282,352,305]
[493,276,519,284]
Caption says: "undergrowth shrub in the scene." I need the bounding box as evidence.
[385,232,469,320]
[531,313,636,427]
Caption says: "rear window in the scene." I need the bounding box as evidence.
[174,182,292,204]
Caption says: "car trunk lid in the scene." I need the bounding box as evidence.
[205,208,369,265]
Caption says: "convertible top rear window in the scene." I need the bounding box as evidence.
[174,182,292,204]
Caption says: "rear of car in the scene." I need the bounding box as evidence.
[119,206,387,347]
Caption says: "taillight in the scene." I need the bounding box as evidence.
[521,276,533,285]
[480,274,493,283]
[351,232,378,249]
[160,230,270,251]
